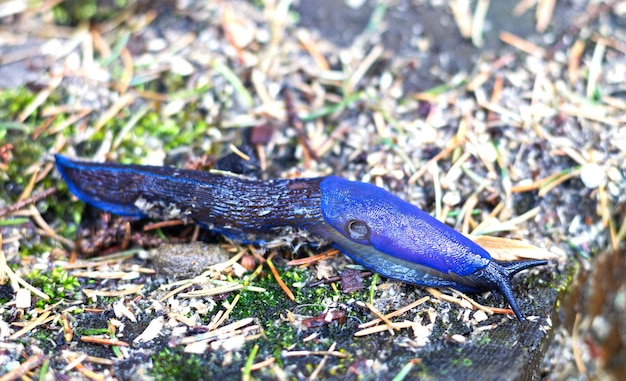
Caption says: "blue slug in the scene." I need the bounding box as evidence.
[55,154,546,321]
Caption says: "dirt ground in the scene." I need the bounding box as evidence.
[1,1,625,380]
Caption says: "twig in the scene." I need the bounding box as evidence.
[286,249,339,266]
[359,296,431,329]
[572,313,587,375]
[9,311,53,340]
[283,86,319,167]
[80,336,129,347]
[0,187,56,218]
[309,342,336,380]
[499,31,546,57]
[212,294,241,331]
[283,348,347,358]
[0,353,45,381]
[267,252,295,301]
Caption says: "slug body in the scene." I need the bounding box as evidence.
[55,154,546,321]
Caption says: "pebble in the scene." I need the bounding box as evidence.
[152,242,230,280]
[579,162,606,189]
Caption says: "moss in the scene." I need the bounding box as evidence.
[229,270,301,359]
[31,330,58,352]
[230,276,284,321]
[477,332,491,346]
[0,88,35,120]
[52,0,130,25]
[0,87,67,210]
[226,265,363,368]
[98,296,122,306]
[78,327,113,336]
[136,112,210,153]
[25,267,81,308]
[449,356,473,367]
[554,254,580,295]
[20,242,54,258]
[150,347,205,381]
[1,133,46,198]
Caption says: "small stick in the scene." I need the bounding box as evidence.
[267,252,295,301]
[0,353,46,381]
[0,187,56,218]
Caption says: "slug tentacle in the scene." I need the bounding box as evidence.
[451,259,548,321]
[55,154,547,321]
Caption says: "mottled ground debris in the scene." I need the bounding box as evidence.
[1,1,625,380]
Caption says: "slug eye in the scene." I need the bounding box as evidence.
[345,220,370,243]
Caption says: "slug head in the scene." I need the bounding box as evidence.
[319,176,491,277]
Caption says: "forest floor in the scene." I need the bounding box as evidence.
[1,1,625,380]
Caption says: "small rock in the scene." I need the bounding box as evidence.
[153,242,230,280]
[473,310,489,322]
[443,191,461,206]
[450,334,466,344]
[15,288,31,308]
[579,162,606,189]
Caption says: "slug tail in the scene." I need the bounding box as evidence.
[56,154,328,237]
[55,154,151,217]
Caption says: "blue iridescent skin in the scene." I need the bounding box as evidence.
[55,154,546,321]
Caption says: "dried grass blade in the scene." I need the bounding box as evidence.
[212,60,253,108]
[93,93,135,133]
[345,45,384,94]
[16,169,39,203]
[83,284,144,299]
[296,29,329,70]
[359,296,430,329]
[499,31,546,57]
[354,321,416,337]
[536,0,556,32]
[568,40,585,84]
[18,76,63,122]
[450,0,472,38]
[365,302,396,330]
[309,342,336,381]
[180,317,255,344]
[472,235,558,261]
[243,356,276,372]
[212,294,241,331]
[1,240,49,300]
[9,310,52,340]
[471,0,490,47]
[80,336,129,347]
[47,109,93,135]
[287,249,339,266]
